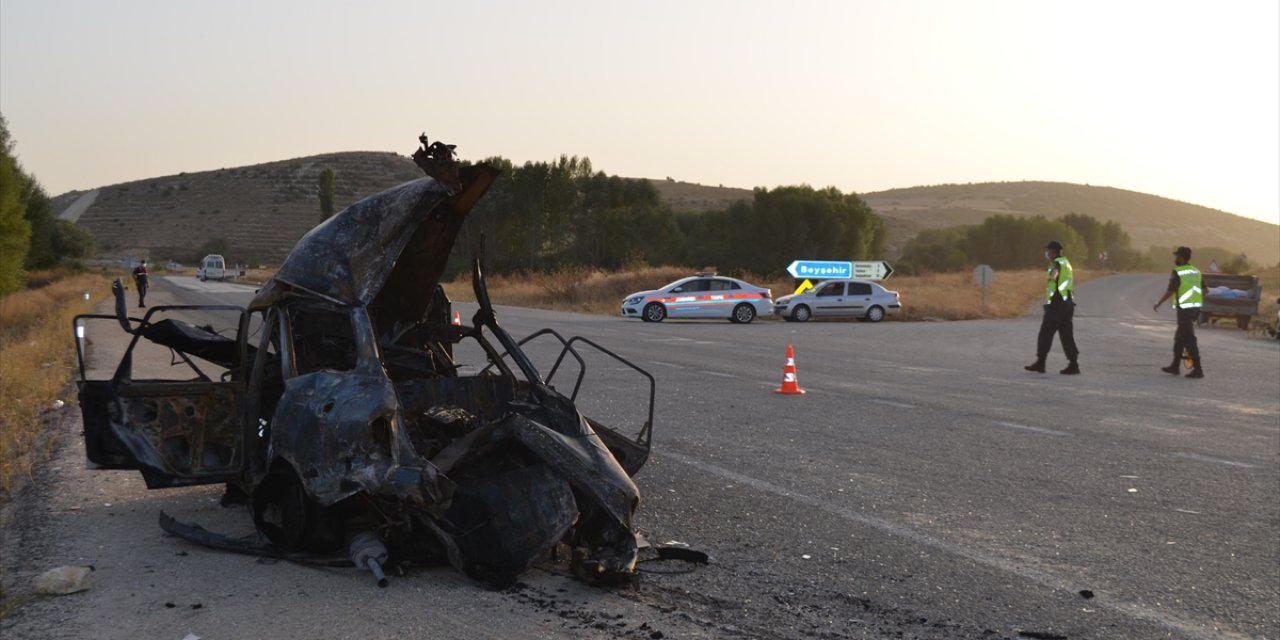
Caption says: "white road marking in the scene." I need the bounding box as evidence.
[651,361,687,369]
[992,421,1069,437]
[703,371,737,379]
[662,450,1228,640]
[1172,452,1259,469]
[868,399,915,409]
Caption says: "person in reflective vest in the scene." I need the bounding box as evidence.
[1152,246,1204,378]
[1026,240,1080,374]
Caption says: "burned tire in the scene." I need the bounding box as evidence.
[643,303,666,323]
[791,305,812,323]
[866,305,886,323]
[252,464,341,553]
[731,303,756,324]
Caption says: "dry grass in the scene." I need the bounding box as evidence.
[880,269,1062,320]
[443,266,695,315]
[0,270,114,498]
[443,266,1083,321]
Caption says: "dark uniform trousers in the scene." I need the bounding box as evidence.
[1037,300,1079,360]
[1173,307,1201,366]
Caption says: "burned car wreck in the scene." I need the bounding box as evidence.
[74,137,655,588]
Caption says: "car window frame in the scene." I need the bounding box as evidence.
[816,282,845,297]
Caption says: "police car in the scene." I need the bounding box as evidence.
[621,273,773,323]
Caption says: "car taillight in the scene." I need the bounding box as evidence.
[761,291,772,299]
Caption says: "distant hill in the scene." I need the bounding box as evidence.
[51,152,423,264]
[646,179,1279,265]
[646,178,752,213]
[52,152,1278,266]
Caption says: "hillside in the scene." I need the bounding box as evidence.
[862,182,1279,264]
[646,178,752,212]
[51,152,424,264]
[645,180,1280,265]
[52,152,1278,266]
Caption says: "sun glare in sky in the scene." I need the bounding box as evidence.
[1,0,1277,224]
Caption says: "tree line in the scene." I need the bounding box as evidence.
[445,156,886,278]
[0,114,95,295]
[897,211,1262,275]
[899,213,1183,274]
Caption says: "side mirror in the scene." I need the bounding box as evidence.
[671,287,683,293]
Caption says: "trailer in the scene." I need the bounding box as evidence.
[1198,273,1262,329]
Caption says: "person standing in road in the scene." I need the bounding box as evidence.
[1026,240,1080,374]
[1152,246,1204,378]
[131,259,149,308]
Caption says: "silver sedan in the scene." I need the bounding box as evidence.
[774,279,901,322]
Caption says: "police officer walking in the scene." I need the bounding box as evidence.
[1152,246,1204,379]
[1026,240,1080,374]
[131,259,149,308]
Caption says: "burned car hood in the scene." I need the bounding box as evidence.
[250,164,497,330]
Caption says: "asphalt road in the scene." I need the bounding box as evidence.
[3,273,1276,640]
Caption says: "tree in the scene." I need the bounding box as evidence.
[50,219,94,261]
[0,114,32,294]
[897,226,973,274]
[318,167,336,222]
[22,181,57,269]
[961,215,1084,270]
[731,185,885,275]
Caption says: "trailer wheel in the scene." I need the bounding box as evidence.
[1236,315,1250,330]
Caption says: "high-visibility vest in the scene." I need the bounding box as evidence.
[1044,256,1073,303]
[1173,264,1203,309]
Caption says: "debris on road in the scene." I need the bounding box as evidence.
[33,565,93,595]
[73,135,656,588]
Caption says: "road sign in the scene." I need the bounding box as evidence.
[787,260,852,279]
[973,264,994,287]
[851,261,894,280]
[793,279,815,295]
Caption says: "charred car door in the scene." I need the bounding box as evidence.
[77,296,250,489]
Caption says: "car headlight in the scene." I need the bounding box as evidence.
[625,296,643,305]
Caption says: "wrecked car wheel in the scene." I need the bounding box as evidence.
[643,303,666,323]
[252,465,341,553]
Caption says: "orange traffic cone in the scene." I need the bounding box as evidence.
[451,310,462,326]
[774,344,806,395]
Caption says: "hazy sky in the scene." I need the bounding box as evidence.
[2,1,1277,224]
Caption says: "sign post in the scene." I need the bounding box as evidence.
[973,264,994,313]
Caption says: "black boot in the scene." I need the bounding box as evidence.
[1059,360,1080,375]
[1160,364,1180,375]
[1024,358,1046,373]
[1186,367,1204,379]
